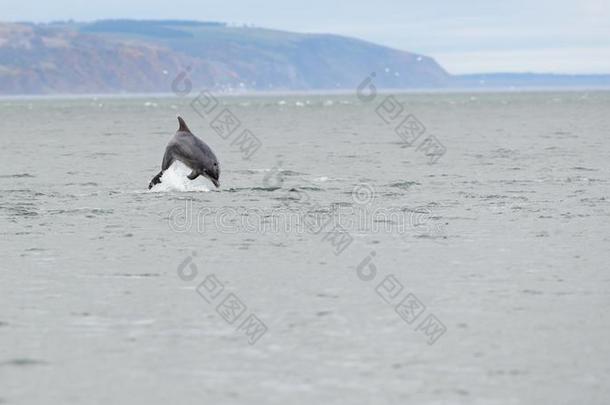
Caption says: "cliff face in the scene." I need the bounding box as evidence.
[0,20,450,94]
[0,22,197,94]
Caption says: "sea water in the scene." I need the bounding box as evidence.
[1,91,609,404]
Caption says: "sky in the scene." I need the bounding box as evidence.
[1,0,609,74]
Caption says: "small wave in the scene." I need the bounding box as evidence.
[0,358,48,367]
[1,205,38,217]
[88,152,118,158]
[235,168,304,176]
[289,186,322,191]
[46,208,113,216]
[279,170,304,176]
[234,169,270,175]
[65,182,99,187]
[111,273,160,278]
[389,181,420,189]
[225,186,280,192]
[251,186,281,191]
[148,161,211,193]
[0,173,35,178]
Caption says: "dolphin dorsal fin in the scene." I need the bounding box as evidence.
[177,116,191,133]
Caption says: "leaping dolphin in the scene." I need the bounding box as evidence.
[149,116,220,189]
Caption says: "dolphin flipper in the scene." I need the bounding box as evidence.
[187,170,200,180]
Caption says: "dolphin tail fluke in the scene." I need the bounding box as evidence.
[177,116,191,133]
[149,171,163,189]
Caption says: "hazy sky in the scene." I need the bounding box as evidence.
[2,0,609,74]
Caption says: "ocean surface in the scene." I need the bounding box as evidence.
[1,91,609,404]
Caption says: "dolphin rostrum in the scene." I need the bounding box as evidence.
[149,117,220,189]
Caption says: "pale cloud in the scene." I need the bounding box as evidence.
[436,47,610,74]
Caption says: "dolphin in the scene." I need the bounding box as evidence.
[149,116,220,189]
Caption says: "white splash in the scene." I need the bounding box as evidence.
[148,161,210,193]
